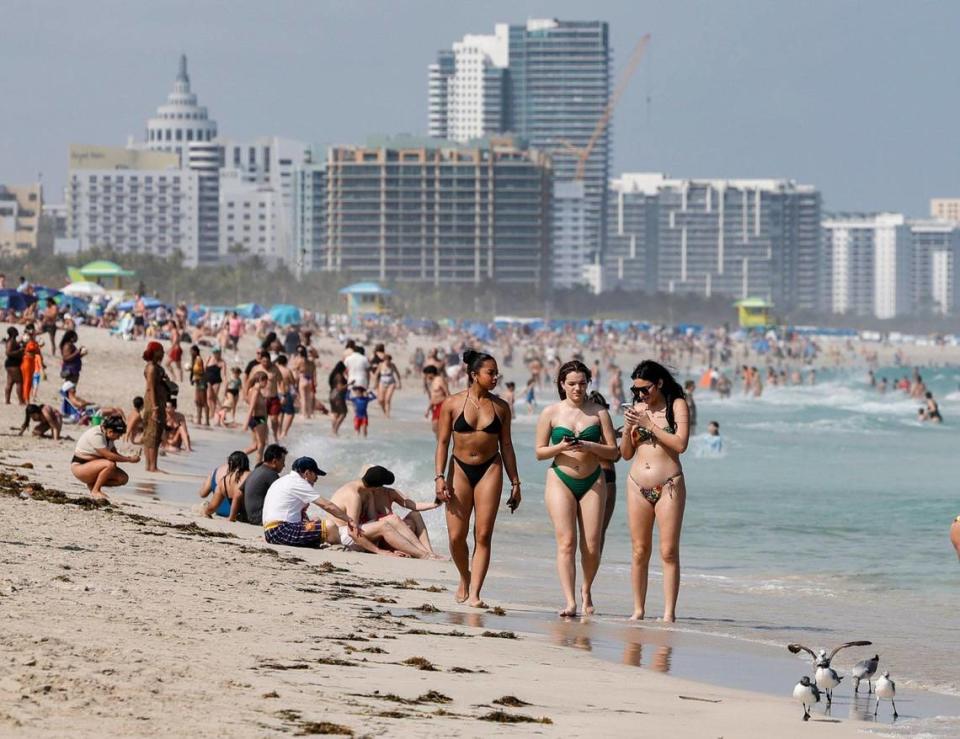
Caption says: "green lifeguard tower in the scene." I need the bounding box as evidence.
[68,260,136,290]
[734,297,773,328]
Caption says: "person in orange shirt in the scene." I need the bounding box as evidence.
[20,325,45,404]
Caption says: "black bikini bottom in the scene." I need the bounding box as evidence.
[452,453,500,488]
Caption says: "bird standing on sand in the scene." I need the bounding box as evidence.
[793,676,821,721]
[852,654,880,694]
[874,672,898,719]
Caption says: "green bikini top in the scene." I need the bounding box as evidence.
[551,424,603,445]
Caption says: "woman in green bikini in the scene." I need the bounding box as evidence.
[621,360,690,622]
[536,360,618,617]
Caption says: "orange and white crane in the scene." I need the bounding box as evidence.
[555,33,651,181]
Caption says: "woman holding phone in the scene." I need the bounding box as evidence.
[620,360,690,622]
[536,360,618,617]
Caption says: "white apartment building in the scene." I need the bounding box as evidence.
[428,25,508,142]
[910,219,960,315]
[219,174,278,262]
[66,145,200,265]
[552,181,597,291]
[822,213,911,319]
[218,137,308,264]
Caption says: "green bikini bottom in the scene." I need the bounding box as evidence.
[551,463,603,501]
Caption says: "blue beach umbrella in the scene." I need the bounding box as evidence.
[0,289,32,312]
[115,297,166,312]
[269,304,301,326]
[235,303,266,319]
[55,295,91,314]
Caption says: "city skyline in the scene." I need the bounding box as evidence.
[3,0,958,216]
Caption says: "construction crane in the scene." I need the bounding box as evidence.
[554,33,651,181]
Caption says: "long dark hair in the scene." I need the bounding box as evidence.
[227,451,250,483]
[556,360,591,400]
[328,360,346,389]
[631,360,685,430]
[59,330,78,352]
[462,349,496,385]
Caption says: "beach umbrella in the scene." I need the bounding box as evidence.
[269,304,301,326]
[33,285,63,302]
[63,281,106,298]
[0,289,32,312]
[55,295,91,314]
[235,303,266,319]
[115,297,166,312]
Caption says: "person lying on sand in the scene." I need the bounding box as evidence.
[362,465,443,558]
[69,416,140,501]
[327,466,440,559]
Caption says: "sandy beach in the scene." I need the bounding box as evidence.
[1,325,953,737]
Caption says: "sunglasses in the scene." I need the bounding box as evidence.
[631,385,654,398]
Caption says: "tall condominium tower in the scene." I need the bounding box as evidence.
[909,219,960,315]
[430,20,611,285]
[604,173,822,312]
[822,213,912,319]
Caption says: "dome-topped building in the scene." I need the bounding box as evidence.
[145,54,217,164]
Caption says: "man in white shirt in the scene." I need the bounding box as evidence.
[343,345,370,389]
[261,457,359,547]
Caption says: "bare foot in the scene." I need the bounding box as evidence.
[455,580,469,604]
[558,604,577,617]
[581,586,595,615]
[467,598,488,609]
[660,613,676,623]
[629,610,645,621]
[90,491,110,503]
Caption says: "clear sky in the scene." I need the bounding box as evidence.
[3,0,958,215]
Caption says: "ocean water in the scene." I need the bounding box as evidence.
[150,364,960,727]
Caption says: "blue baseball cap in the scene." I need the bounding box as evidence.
[292,457,326,476]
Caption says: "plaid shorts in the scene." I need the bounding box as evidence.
[263,519,327,547]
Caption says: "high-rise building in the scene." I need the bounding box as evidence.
[930,198,960,222]
[218,137,309,265]
[822,213,912,319]
[66,145,200,265]
[909,219,960,315]
[0,184,42,255]
[430,20,610,286]
[428,26,509,143]
[145,55,218,164]
[603,174,822,310]
[297,136,551,287]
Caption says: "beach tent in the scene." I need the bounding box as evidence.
[62,281,106,298]
[71,260,136,289]
[269,304,301,326]
[235,303,266,319]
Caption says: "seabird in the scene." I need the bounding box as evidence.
[787,640,873,671]
[815,664,843,706]
[852,654,880,694]
[793,676,821,721]
[874,672,897,719]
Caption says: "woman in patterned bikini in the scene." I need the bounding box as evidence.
[621,360,690,623]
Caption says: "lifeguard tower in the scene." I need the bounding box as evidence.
[339,282,392,323]
[734,298,773,328]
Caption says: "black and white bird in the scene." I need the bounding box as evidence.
[793,676,821,721]
[815,665,844,706]
[787,640,873,671]
[852,654,880,694]
[874,672,898,719]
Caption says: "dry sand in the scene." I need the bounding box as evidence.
[1,324,937,737]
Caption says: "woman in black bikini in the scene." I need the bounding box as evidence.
[621,360,690,622]
[435,350,521,607]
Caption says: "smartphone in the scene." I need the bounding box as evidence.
[620,402,634,412]
[564,435,582,446]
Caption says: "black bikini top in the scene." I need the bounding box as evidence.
[453,395,502,435]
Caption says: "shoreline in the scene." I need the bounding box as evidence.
[2,325,958,736]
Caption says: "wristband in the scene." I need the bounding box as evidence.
[511,480,521,487]
[434,474,445,481]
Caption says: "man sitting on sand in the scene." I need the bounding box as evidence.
[126,396,144,444]
[327,466,440,559]
[261,457,360,548]
[242,443,287,526]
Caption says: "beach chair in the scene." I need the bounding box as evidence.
[60,387,92,425]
